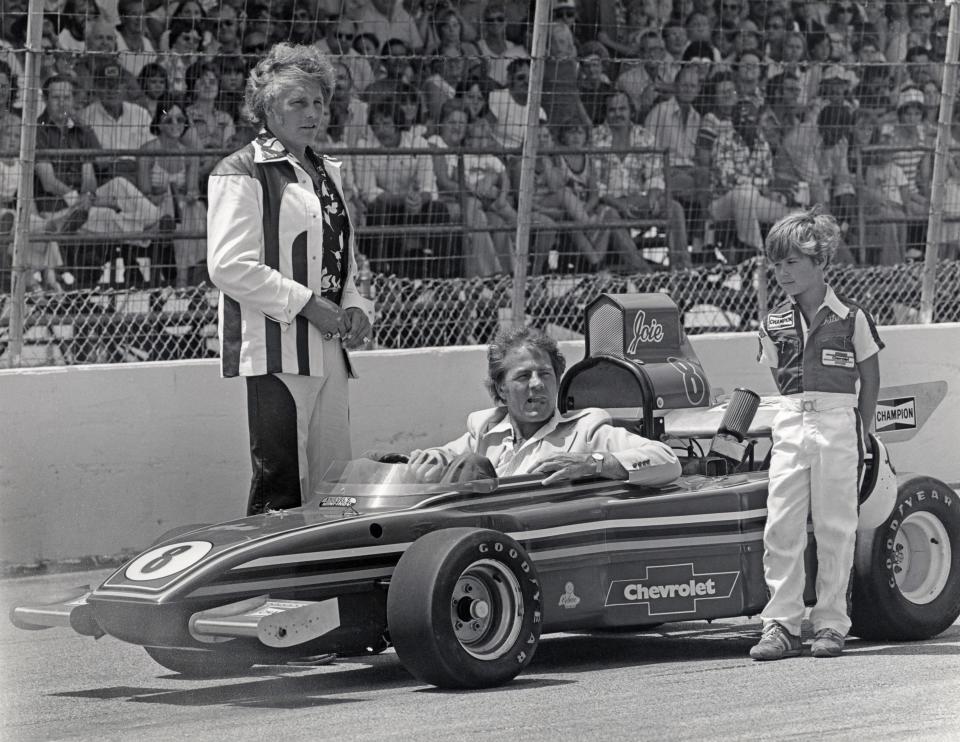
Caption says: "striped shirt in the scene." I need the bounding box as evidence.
[206,132,373,378]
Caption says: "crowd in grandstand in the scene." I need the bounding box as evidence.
[0,0,956,291]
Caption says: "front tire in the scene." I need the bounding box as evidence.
[851,475,960,640]
[387,528,542,689]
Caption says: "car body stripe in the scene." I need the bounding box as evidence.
[231,508,768,571]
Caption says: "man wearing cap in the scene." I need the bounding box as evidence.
[819,64,857,110]
[81,56,154,183]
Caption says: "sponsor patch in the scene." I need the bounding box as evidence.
[605,563,739,615]
[876,397,917,432]
[558,582,581,609]
[821,348,855,368]
[766,311,794,331]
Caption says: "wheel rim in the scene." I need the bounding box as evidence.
[891,511,953,605]
[449,558,524,660]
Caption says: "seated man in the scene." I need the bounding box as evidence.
[406,326,681,485]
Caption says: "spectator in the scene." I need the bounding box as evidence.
[156,0,211,53]
[353,101,457,278]
[424,4,480,58]
[356,0,424,52]
[206,43,373,515]
[73,17,142,106]
[581,0,646,60]
[829,2,867,62]
[543,0,590,126]
[762,9,790,63]
[662,18,688,60]
[314,16,375,96]
[426,99,502,277]
[0,99,71,292]
[732,50,766,107]
[328,61,371,147]
[202,1,242,58]
[685,11,716,48]
[34,75,161,287]
[185,60,236,188]
[696,70,739,153]
[462,114,518,272]
[593,91,690,271]
[57,0,100,52]
[476,1,527,87]
[555,118,621,270]
[853,48,894,114]
[161,19,203,95]
[645,64,709,254]
[422,53,468,125]
[862,121,910,265]
[488,58,546,151]
[312,99,366,228]
[706,99,794,262]
[136,61,170,120]
[284,0,324,46]
[456,74,496,126]
[921,79,940,137]
[900,44,936,91]
[816,103,857,247]
[81,56,154,183]
[241,30,271,58]
[577,40,614,126]
[362,37,418,108]
[887,0,934,64]
[823,63,859,109]
[215,54,248,124]
[730,19,764,60]
[769,31,811,103]
[889,86,932,219]
[615,29,677,122]
[805,30,834,101]
[242,1,281,47]
[114,0,156,78]
[0,60,18,132]
[137,99,204,286]
[681,40,721,85]
[396,80,428,139]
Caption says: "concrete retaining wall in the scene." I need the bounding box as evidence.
[2,324,958,563]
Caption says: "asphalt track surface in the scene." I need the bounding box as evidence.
[2,569,959,742]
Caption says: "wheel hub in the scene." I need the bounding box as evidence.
[449,559,524,660]
[891,511,952,605]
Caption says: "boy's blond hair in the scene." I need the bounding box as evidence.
[764,205,841,265]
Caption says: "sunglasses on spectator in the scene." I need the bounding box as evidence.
[163,114,186,123]
[485,14,505,22]
[554,9,576,18]
[244,44,267,52]
[912,11,931,18]
[337,32,355,40]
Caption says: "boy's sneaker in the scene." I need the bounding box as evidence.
[749,622,802,661]
[810,628,845,658]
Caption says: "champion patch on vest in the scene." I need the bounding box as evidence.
[767,311,794,331]
[821,348,855,368]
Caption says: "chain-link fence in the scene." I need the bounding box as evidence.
[4,258,958,366]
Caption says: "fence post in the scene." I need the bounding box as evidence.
[509,0,551,329]
[8,0,45,368]
[921,0,960,324]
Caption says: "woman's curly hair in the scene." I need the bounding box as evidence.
[244,42,335,125]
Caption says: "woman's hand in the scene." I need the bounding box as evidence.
[341,306,371,349]
[299,294,343,336]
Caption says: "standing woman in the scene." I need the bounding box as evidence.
[207,43,374,515]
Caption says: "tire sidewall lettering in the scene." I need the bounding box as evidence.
[879,486,957,597]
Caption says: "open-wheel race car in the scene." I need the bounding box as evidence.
[11,294,960,689]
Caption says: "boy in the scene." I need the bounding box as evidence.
[751,206,883,660]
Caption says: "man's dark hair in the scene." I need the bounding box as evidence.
[42,74,75,94]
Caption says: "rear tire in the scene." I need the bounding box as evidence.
[387,528,542,689]
[144,645,254,677]
[851,476,960,640]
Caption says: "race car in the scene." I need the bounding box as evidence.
[11,293,960,689]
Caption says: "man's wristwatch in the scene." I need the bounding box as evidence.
[591,452,604,476]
